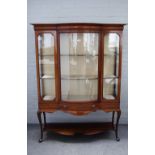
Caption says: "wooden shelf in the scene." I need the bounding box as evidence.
[43,122,114,136]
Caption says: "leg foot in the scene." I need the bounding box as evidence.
[116,137,120,142]
[39,138,43,143]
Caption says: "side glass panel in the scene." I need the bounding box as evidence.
[103,33,119,100]
[38,33,55,101]
[60,33,99,101]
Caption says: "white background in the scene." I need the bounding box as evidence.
[0,0,155,155]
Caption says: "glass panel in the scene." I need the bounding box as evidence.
[40,79,55,101]
[61,79,98,101]
[103,33,119,100]
[39,56,55,76]
[38,33,55,101]
[60,33,99,101]
[103,78,118,100]
[38,33,54,55]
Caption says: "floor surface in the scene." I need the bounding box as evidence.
[28,124,128,155]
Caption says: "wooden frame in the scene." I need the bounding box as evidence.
[33,23,125,142]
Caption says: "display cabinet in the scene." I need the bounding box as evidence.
[32,23,124,142]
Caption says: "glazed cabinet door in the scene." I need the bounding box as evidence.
[36,31,58,102]
[103,32,121,101]
[60,32,99,102]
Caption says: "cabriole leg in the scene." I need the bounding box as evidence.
[112,111,115,128]
[37,111,43,143]
[43,112,47,126]
[115,111,121,141]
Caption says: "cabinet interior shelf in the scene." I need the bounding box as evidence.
[39,54,98,56]
[39,54,118,57]
[61,75,98,80]
[40,75,118,80]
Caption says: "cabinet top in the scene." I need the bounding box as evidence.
[32,23,126,31]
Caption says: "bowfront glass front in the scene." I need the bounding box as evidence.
[60,33,99,101]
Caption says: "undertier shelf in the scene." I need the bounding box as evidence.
[43,122,114,135]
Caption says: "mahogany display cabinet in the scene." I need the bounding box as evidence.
[32,23,125,142]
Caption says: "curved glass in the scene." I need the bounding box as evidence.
[103,33,119,100]
[60,33,99,101]
[38,33,55,101]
